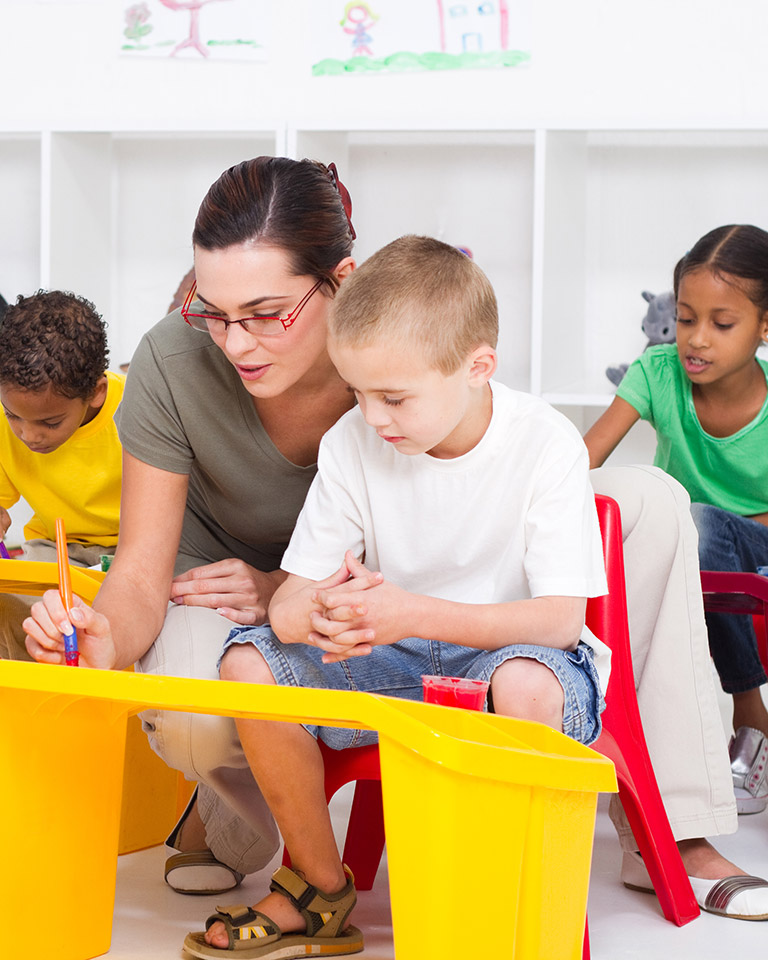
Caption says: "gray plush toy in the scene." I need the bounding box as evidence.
[606,290,676,387]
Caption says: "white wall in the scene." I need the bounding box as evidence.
[2,0,768,132]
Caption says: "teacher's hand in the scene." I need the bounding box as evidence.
[169,559,284,625]
[23,591,117,670]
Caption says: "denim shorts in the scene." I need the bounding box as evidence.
[220,627,605,746]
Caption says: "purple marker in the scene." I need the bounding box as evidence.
[0,541,10,560]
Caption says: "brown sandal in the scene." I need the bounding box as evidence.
[183,864,364,958]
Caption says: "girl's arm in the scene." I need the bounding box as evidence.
[583,396,641,468]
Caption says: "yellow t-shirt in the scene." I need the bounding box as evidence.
[0,371,124,546]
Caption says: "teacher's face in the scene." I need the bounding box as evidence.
[192,244,353,399]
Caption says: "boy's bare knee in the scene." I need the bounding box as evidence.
[219,644,275,684]
[490,657,565,731]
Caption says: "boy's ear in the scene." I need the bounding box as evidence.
[467,343,497,385]
[333,257,356,286]
[87,375,109,410]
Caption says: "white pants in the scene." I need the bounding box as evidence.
[137,464,737,872]
[590,465,737,848]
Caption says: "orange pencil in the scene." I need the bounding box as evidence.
[55,518,79,667]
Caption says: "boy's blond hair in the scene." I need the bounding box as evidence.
[329,235,498,374]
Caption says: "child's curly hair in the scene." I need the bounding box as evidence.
[0,290,109,400]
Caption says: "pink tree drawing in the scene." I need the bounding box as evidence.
[158,0,232,58]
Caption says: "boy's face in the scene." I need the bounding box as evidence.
[328,337,494,459]
[0,383,97,454]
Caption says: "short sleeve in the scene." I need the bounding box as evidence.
[116,332,194,475]
[281,430,365,581]
[616,355,654,423]
[523,433,607,600]
[0,457,19,510]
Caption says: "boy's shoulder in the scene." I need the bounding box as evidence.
[489,381,586,449]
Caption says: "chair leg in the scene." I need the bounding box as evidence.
[593,730,699,926]
[753,613,768,675]
[341,779,386,891]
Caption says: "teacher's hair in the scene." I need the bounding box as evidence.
[193,157,355,293]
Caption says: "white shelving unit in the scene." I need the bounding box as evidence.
[7,123,768,475]
[6,0,768,497]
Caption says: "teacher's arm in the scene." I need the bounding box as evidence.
[94,451,189,668]
[24,451,188,670]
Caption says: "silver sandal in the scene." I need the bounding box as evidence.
[729,726,768,814]
[622,851,768,921]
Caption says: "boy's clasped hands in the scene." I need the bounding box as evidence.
[276,550,408,664]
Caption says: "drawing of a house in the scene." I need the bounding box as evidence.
[436,0,509,54]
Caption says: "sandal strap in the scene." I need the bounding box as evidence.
[204,905,281,947]
[704,876,768,915]
[269,865,357,938]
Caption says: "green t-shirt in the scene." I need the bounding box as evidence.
[116,311,318,575]
[617,344,768,516]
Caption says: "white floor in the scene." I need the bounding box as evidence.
[107,681,768,960]
[108,794,768,959]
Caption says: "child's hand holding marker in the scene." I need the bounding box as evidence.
[0,505,11,541]
[55,517,79,666]
[22,591,117,669]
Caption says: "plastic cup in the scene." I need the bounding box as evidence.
[421,674,490,711]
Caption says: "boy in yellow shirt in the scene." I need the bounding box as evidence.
[0,290,124,659]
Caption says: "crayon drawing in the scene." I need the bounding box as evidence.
[340,4,380,58]
[120,0,268,62]
[313,0,531,75]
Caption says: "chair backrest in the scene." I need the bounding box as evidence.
[587,495,642,729]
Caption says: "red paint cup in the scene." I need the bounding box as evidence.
[421,675,489,711]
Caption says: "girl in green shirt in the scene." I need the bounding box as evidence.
[586,224,768,820]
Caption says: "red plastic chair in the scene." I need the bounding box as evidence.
[282,741,385,891]
[700,571,768,674]
[286,495,700,929]
[588,495,699,926]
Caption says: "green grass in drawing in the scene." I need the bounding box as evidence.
[207,39,263,48]
[313,49,530,76]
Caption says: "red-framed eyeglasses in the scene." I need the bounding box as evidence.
[181,279,324,338]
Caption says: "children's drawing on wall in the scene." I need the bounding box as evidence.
[340,3,380,58]
[121,0,268,62]
[313,0,531,75]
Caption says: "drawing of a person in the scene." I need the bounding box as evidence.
[339,2,379,58]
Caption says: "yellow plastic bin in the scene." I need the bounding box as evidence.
[0,661,616,960]
[0,559,194,856]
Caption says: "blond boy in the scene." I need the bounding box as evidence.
[182,236,608,960]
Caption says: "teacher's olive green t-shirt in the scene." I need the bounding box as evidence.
[116,311,317,575]
[617,344,768,516]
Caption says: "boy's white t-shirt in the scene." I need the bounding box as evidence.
[282,380,611,690]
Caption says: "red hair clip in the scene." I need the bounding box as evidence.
[328,162,356,240]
